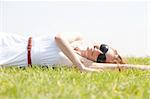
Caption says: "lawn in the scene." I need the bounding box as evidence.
[0,57,150,99]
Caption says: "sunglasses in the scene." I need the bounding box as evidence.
[96,44,109,63]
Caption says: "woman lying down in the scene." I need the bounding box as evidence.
[0,33,149,72]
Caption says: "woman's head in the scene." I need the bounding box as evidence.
[75,44,125,64]
[95,44,125,64]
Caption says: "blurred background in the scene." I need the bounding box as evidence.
[0,0,149,57]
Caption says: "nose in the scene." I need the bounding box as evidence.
[93,47,102,55]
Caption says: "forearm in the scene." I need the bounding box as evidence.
[55,34,84,70]
[89,63,150,70]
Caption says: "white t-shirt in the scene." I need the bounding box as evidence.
[0,33,72,67]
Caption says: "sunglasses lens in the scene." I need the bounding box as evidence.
[100,44,109,53]
[97,54,106,63]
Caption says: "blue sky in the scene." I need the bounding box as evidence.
[0,0,149,57]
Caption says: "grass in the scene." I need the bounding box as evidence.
[0,57,150,99]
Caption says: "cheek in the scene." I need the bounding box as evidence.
[106,55,114,62]
[86,51,96,61]
[93,52,100,59]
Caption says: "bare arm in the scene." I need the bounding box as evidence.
[54,33,102,72]
[88,63,150,71]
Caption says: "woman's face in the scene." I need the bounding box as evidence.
[75,44,117,63]
[93,44,118,63]
[82,46,102,62]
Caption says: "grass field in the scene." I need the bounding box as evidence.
[0,57,150,99]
